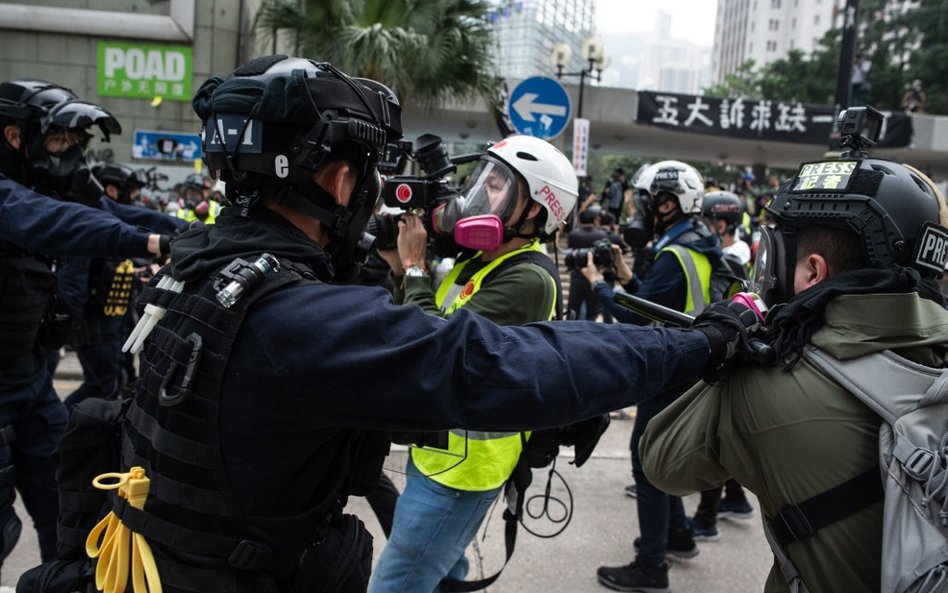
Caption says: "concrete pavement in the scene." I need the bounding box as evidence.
[1,350,774,592]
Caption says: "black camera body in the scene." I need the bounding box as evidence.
[379,133,459,210]
[564,237,615,271]
[837,105,884,154]
[368,134,482,252]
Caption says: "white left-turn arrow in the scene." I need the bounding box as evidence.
[512,93,567,122]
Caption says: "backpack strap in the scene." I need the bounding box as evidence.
[438,436,532,593]
[767,467,882,549]
[764,346,948,591]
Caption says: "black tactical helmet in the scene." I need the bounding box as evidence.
[767,157,947,279]
[0,79,78,123]
[191,55,403,279]
[183,173,211,191]
[93,162,144,204]
[29,100,121,204]
[0,79,80,183]
[93,162,143,189]
[702,190,745,229]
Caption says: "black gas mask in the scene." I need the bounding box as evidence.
[29,138,102,205]
[29,101,120,205]
[622,191,656,249]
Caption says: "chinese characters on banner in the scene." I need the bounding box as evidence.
[572,118,590,177]
[636,91,912,148]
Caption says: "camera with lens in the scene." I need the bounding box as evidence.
[379,133,460,211]
[564,237,615,271]
[368,134,480,251]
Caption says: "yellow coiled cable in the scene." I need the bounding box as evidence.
[86,467,162,593]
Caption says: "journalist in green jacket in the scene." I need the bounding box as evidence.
[640,152,948,593]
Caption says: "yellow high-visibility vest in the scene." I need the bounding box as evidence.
[412,240,556,491]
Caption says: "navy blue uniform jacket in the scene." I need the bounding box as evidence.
[165,208,714,516]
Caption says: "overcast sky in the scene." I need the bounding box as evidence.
[595,0,718,47]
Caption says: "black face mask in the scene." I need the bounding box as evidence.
[29,142,103,205]
[622,191,656,249]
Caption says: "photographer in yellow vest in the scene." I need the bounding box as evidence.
[373,135,577,593]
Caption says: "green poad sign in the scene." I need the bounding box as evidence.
[97,41,192,101]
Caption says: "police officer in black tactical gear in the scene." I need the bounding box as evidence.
[0,78,174,568]
[74,56,761,593]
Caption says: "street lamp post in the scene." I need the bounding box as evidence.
[551,37,610,120]
[551,37,609,180]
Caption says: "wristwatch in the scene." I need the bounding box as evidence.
[404,265,429,278]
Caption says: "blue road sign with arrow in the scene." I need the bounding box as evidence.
[507,76,571,140]
[132,129,202,161]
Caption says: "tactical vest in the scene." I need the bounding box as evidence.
[657,244,712,315]
[0,251,56,361]
[412,241,561,492]
[114,257,387,593]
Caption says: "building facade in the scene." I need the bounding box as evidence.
[712,0,841,84]
[489,0,596,80]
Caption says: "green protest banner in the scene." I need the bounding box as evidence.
[97,41,192,101]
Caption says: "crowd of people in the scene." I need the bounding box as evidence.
[0,53,946,593]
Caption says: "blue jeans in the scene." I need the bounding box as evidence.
[369,458,502,593]
[630,388,688,565]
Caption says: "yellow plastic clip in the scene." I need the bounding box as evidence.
[86,467,162,593]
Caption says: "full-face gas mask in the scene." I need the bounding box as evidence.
[28,101,120,205]
[431,156,523,252]
[748,224,791,307]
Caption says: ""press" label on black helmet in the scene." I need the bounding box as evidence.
[913,222,948,275]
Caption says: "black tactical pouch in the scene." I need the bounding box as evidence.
[15,558,97,593]
[289,514,373,593]
[54,398,130,559]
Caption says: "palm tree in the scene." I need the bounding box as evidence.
[254,0,498,106]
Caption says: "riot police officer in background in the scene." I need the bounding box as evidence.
[93,162,146,206]
[56,161,185,406]
[79,55,759,593]
[0,79,171,567]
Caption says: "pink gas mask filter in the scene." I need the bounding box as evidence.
[452,215,506,252]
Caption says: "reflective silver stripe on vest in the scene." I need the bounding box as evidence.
[449,429,518,440]
[666,244,706,315]
[440,283,465,313]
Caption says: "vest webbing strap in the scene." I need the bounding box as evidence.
[766,466,883,549]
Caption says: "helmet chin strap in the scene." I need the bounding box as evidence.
[501,201,537,243]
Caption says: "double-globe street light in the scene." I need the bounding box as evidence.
[551,37,609,179]
[551,36,610,122]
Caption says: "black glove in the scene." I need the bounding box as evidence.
[158,234,172,257]
[692,300,763,374]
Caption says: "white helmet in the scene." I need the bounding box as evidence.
[486,135,579,237]
[637,160,705,214]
